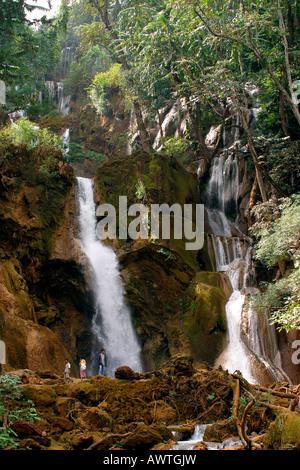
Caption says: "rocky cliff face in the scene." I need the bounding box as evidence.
[94,151,230,371]
[0,142,94,375]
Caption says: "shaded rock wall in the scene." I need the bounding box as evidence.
[0,143,94,374]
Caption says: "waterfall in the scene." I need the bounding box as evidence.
[44,80,71,115]
[76,177,143,377]
[213,235,258,384]
[62,128,70,154]
[205,155,238,218]
[204,153,289,384]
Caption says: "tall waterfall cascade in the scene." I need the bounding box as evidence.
[76,177,143,376]
[203,151,291,384]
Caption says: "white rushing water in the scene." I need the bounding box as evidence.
[172,424,242,451]
[204,152,289,384]
[76,177,143,376]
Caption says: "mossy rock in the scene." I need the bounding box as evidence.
[22,383,57,407]
[264,411,300,450]
[121,423,166,450]
[65,381,99,404]
[71,432,95,450]
[183,272,227,366]
[75,407,113,432]
[203,418,237,442]
[147,400,177,424]
[54,396,77,416]
[94,151,200,271]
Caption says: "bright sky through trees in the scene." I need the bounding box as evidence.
[26,0,61,20]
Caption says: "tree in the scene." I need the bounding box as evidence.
[76,0,153,152]
[250,195,300,332]
[0,0,69,114]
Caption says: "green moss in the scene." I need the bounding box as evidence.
[264,411,300,450]
[22,384,57,407]
[182,273,227,365]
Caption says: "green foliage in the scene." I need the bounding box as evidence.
[1,0,70,114]
[0,118,61,152]
[0,374,40,449]
[135,178,146,200]
[64,141,106,164]
[88,63,122,115]
[268,268,300,332]
[268,140,300,195]
[250,195,300,267]
[251,195,300,331]
[162,137,189,165]
[63,45,110,100]
[0,374,23,401]
[0,428,19,450]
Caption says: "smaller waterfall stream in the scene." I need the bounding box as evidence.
[172,424,242,450]
[76,177,143,376]
[204,153,290,384]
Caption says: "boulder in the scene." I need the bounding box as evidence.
[122,423,165,450]
[49,417,74,432]
[22,384,57,407]
[264,411,300,450]
[10,420,43,438]
[75,407,113,432]
[203,418,237,442]
[71,432,95,450]
[115,366,140,380]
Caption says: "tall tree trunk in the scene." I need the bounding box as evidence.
[133,100,152,153]
[187,101,211,162]
[177,98,182,138]
[278,0,300,126]
[157,110,164,147]
[279,73,290,136]
[246,132,268,203]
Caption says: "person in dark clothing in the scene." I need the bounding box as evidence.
[98,349,107,375]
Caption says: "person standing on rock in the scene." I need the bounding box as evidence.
[79,357,87,380]
[98,349,107,376]
[64,358,74,383]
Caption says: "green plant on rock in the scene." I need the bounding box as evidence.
[0,374,40,449]
[64,142,106,164]
[162,137,189,166]
[0,118,61,152]
[135,178,146,201]
[88,63,123,115]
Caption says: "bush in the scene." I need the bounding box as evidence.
[0,117,62,152]
[162,137,189,165]
[250,195,300,267]
[88,63,122,115]
[64,142,106,164]
[0,374,40,449]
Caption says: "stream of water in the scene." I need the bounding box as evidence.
[204,153,290,384]
[172,424,242,450]
[76,176,143,377]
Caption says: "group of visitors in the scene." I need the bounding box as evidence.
[63,349,107,383]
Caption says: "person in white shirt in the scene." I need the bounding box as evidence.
[64,358,74,383]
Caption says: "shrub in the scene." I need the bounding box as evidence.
[0,117,62,152]
[88,63,122,115]
[0,374,40,449]
[162,137,189,165]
